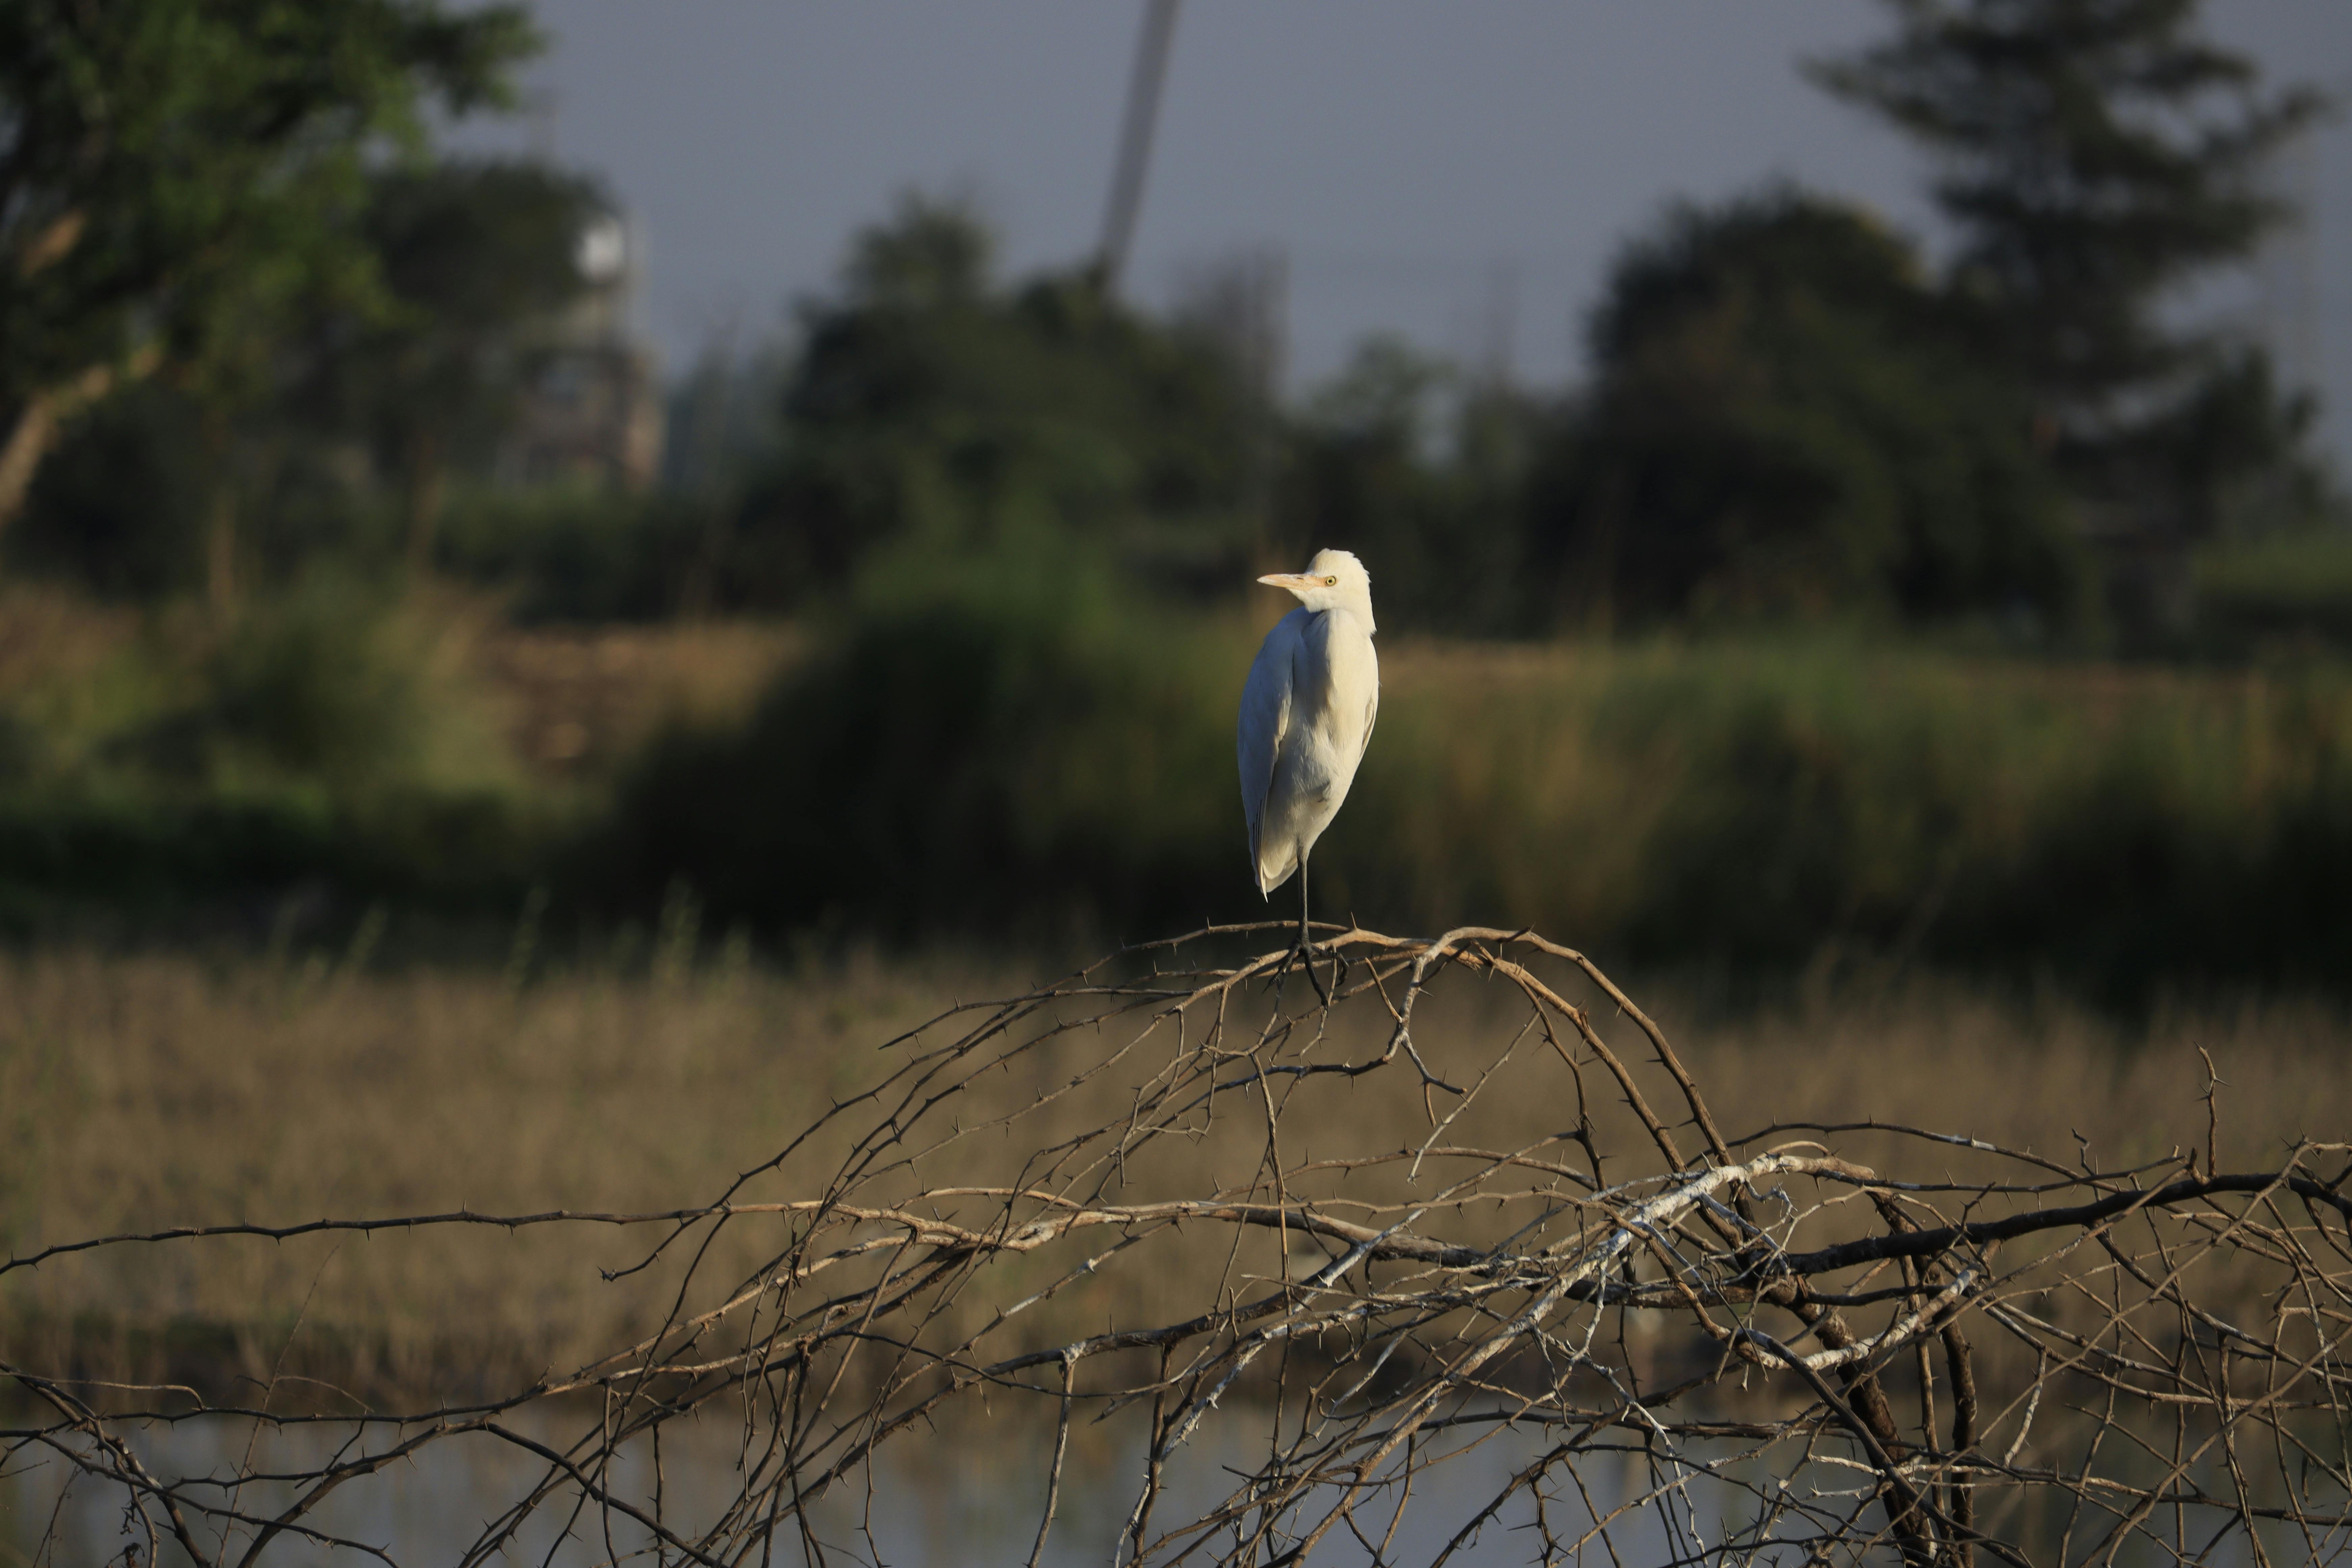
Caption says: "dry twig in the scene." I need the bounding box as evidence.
[5,923,2348,1565]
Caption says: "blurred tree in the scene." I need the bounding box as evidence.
[1531,190,2086,629]
[0,0,537,542]
[1278,337,1546,634]
[11,159,602,603]
[721,195,1258,606]
[167,199,351,611]
[1812,0,2332,618]
[3,384,205,597]
[301,160,605,578]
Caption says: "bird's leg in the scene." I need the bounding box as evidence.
[1298,858,1311,952]
[1297,860,1330,1005]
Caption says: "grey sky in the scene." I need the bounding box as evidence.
[467,1,2352,464]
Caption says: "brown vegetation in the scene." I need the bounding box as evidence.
[4,937,2341,1397]
[0,583,800,783]
[477,618,801,775]
[4,927,2348,1566]
[0,939,974,1395]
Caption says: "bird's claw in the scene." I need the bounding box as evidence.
[1286,937,1332,1006]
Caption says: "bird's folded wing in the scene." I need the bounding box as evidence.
[1236,619,1297,861]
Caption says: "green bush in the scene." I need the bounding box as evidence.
[434,485,701,622]
[14,541,2351,999]
[0,577,545,915]
[604,547,2352,997]
[2194,530,2352,652]
[598,529,1244,940]
[1531,190,2088,631]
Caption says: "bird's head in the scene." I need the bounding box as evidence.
[1257,549,1375,631]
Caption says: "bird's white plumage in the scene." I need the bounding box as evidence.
[1238,550,1380,900]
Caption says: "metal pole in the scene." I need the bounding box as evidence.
[1097,0,1182,296]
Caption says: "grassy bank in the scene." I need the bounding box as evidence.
[0,581,795,936]
[2,939,2344,1399]
[0,942,975,1398]
[614,544,2352,997]
[8,552,2352,998]
[1356,637,2352,993]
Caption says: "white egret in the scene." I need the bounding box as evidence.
[1237,549,1379,947]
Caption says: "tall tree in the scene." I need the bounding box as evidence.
[0,0,537,536]
[1278,338,1544,634]
[1811,0,2329,546]
[1533,190,2083,629]
[726,196,1257,601]
[322,160,604,576]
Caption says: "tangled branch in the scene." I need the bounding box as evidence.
[6,923,2349,1565]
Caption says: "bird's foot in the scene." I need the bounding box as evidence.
[1283,936,1332,1006]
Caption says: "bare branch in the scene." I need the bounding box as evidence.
[6,924,2344,1566]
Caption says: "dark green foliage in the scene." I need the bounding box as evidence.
[0,786,532,932]
[0,4,578,602]
[1623,694,1921,968]
[433,486,706,623]
[255,159,608,583]
[1601,648,2352,999]
[1813,0,2323,412]
[598,533,1240,939]
[596,554,2352,998]
[0,576,542,915]
[8,385,211,597]
[1533,190,2087,629]
[8,159,618,601]
[193,578,446,789]
[2192,529,2352,654]
[1812,0,2332,565]
[1277,339,1546,634]
[1959,735,2352,1000]
[300,159,606,488]
[717,196,1260,607]
[366,163,600,341]
[0,0,538,514]
[2108,347,2323,543]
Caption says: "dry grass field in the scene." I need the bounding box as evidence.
[2,934,2344,1403]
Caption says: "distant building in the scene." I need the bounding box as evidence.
[502,212,665,490]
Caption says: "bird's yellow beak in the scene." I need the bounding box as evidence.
[1256,572,1318,592]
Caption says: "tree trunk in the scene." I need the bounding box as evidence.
[203,408,239,615]
[0,348,165,546]
[0,391,64,540]
[204,487,237,612]
[405,427,446,584]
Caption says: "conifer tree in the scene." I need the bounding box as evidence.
[1813,0,2329,544]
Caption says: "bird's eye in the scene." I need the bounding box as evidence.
[1324,575,1338,586]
